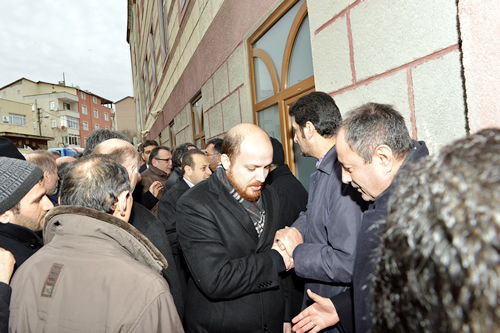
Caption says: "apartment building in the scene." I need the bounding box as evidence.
[0,78,114,148]
[127,0,499,189]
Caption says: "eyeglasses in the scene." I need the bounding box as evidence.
[155,158,171,162]
[205,153,215,157]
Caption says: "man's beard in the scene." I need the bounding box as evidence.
[227,167,263,202]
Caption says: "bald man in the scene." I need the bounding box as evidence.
[177,123,291,332]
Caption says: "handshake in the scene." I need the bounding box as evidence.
[272,226,303,271]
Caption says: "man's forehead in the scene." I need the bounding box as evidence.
[144,145,156,151]
[23,180,45,201]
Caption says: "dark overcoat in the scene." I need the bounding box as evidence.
[177,173,285,333]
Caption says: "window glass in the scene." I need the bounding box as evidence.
[253,0,304,87]
[94,109,98,118]
[82,105,87,114]
[9,113,26,126]
[257,104,281,139]
[83,121,88,131]
[253,58,274,103]
[288,14,313,86]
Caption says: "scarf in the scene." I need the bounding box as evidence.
[216,164,265,237]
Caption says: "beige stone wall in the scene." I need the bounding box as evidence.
[0,99,35,135]
[307,0,467,153]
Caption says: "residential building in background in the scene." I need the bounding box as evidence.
[0,98,53,153]
[127,0,499,190]
[115,96,140,145]
[0,78,114,149]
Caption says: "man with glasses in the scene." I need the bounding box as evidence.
[140,146,172,215]
[204,138,223,172]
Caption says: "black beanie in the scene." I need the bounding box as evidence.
[270,137,285,165]
[0,137,25,160]
[0,157,44,214]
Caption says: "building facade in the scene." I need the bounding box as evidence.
[127,0,500,188]
[0,78,114,149]
[115,96,140,145]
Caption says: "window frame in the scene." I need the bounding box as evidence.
[247,0,314,175]
[190,93,205,149]
[93,109,98,118]
[82,105,87,114]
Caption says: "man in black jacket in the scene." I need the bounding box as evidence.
[177,123,292,332]
[158,149,211,303]
[0,248,15,332]
[292,103,429,333]
[0,157,53,272]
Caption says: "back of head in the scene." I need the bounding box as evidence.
[0,157,43,214]
[288,91,341,137]
[181,149,204,175]
[172,142,197,168]
[270,137,285,165]
[342,103,413,163]
[206,138,223,155]
[25,150,57,174]
[373,128,500,332]
[60,155,131,214]
[83,129,131,156]
[93,139,139,169]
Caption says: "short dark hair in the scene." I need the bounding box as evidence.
[372,128,500,333]
[142,140,159,151]
[206,138,223,155]
[149,146,171,164]
[180,149,205,175]
[60,155,131,214]
[172,143,197,168]
[288,91,342,138]
[83,129,131,156]
[342,103,413,163]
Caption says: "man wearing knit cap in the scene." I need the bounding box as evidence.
[0,157,54,272]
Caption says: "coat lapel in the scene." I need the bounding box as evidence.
[210,177,260,244]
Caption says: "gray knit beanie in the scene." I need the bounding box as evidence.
[0,157,44,214]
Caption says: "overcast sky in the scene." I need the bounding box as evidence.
[0,0,133,103]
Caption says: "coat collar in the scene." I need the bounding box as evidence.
[206,173,274,248]
[44,205,168,273]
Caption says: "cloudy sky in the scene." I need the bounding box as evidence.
[0,0,133,103]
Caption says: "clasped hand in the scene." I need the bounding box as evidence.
[273,227,303,270]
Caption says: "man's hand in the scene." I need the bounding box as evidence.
[272,242,294,270]
[0,248,15,285]
[274,227,303,257]
[149,181,163,198]
[292,289,339,333]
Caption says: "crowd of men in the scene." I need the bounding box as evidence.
[0,92,498,333]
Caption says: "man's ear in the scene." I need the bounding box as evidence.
[374,145,394,173]
[184,165,193,177]
[0,210,12,224]
[304,121,316,140]
[112,191,130,218]
[44,170,51,180]
[220,153,231,170]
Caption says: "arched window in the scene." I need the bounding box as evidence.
[248,0,315,189]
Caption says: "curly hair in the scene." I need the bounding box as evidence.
[372,128,500,333]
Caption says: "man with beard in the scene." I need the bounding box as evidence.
[275,92,367,333]
[0,157,54,272]
[177,123,292,333]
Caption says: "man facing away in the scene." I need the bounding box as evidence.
[292,103,429,333]
[275,92,367,333]
[164,142,198,193]
[25,150,59,206]
[0,157,54,272]
[92,138,184,320]
[8,155,183,332]
[372,128,500,333]
[177,123,292,333]
[158,149,212,304]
